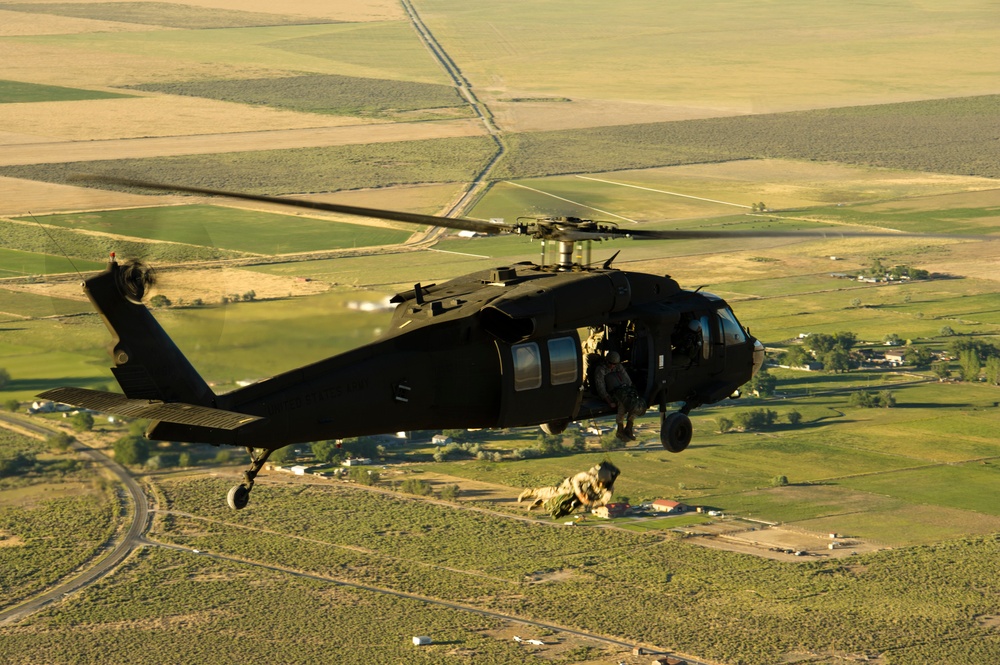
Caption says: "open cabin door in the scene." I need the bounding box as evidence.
[495,332,583,428]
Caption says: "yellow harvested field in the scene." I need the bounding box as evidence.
[179,0,404,21]
[489,96,744,133]
[0,177,169,216]
[0,95,380,143]
[0,0,401,21]
[0,9,162,36]
[0,40,280,88]
[0,117,487,165]
[14,267,330,303]
[604,160,1000,210]
[305,183,469,217]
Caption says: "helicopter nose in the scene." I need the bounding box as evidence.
[751,338,765,376]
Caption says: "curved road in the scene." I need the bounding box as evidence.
[0,414,149,626]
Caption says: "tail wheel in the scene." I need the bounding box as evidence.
[660,412,692,453]
[227,484,250,510]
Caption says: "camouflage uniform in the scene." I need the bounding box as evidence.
[593,355,647,440]
[518,462,620,518]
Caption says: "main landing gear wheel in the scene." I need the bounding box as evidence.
[540,419,570,435]
[660,412,692,453]
[226,446,275,510]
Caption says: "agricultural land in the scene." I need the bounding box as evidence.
[1,1,999,664]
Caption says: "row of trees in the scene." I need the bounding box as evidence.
[849,390,896,408]
[862,258,929,281]
[780,331,859,372]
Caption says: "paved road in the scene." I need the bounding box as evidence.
[0,414,150,627]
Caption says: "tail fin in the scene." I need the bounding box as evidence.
[81,258,216,406]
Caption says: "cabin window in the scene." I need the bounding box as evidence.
[717,307,747,345]
[547,337,578,385]
[512,342,542,391]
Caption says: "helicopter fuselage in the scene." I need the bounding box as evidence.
[143,261,762,447]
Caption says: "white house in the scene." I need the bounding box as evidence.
[431,434,452,445]
[651,499,688,514]
[342,457,372,466]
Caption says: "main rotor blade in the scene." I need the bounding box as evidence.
[72,175,509,236]
[621,227,992,241]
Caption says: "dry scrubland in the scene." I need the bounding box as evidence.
[1,1,1000,663]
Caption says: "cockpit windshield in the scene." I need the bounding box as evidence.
[717,307,747,345]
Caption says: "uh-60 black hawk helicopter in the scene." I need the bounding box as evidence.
[39,176,970,510]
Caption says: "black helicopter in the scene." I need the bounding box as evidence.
[39,177,968,509]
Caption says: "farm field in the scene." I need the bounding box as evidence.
[0,79,132,103]
[1,1,999,663]
[4,473,993,665]
[18,205,414,256]
[422,0,1000,113]
[429,377,1000,549]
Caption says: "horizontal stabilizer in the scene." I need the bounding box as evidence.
[38,387,263,430]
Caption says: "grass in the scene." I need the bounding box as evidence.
[19,206,414,256]
[0,248,105,280]
[154,289,398,381]
[0,288,93,318]
[0,79,131,104]
[841,463,1000,516]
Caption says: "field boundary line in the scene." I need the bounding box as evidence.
[576,175,752,209]
[505,181,638,222]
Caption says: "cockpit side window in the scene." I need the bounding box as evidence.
[699,315,712,360]
[512,342,542,391]
[717,307,747,345]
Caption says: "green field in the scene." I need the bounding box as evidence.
[0,248,105,280]
[0,79,132,104]
[19,206,414,256]
[0,288,93,318]
[155,289,397,381]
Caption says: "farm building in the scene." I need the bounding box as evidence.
[431,434,452,445]
[885,351,906,365]
[592,503,630,518]
[651,499,688,514]
[342,457,372,466]
[412,636,431,645]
